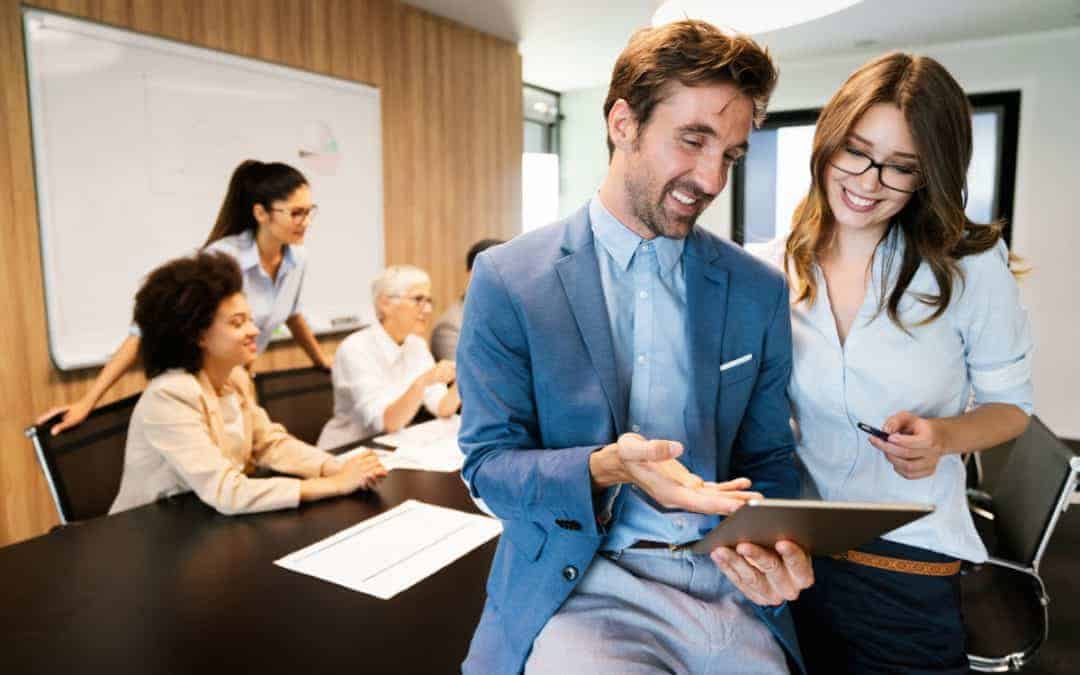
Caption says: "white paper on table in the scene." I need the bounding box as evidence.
[374,415,460,448]
[336,447,426,472]
[393,436,464,472]
[274,499,502,599]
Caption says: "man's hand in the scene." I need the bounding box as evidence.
[710,540,814,606]
[589,433,762,515]
[870,411,946,480]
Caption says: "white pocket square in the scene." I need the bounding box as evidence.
[719,354,753,371]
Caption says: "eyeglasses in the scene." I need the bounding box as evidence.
[270,204,319,223]
[394,294,434,309]
[830,147,923,194]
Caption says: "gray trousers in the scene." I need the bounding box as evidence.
[525,548,789,674]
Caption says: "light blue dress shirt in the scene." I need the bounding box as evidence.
[588,197,717,551]
[130,230,307,354]
[750,229,1033,562]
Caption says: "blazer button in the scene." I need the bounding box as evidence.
[562,565,578,582]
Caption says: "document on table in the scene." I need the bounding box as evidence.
[337,447,427,472]
[339,416,465,472]
[374,415,459,447]
[274,500,502,599]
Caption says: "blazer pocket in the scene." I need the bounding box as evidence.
[503,520,548,561]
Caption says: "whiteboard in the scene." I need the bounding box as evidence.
[23,9,383,370]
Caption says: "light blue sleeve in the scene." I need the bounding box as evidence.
[289,265,305,319]
[957,240,1034,414]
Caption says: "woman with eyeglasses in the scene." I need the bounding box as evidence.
[317,265,460,448]
[747,53,1032,673]
[109,251,385,516]
[39,160,333,435]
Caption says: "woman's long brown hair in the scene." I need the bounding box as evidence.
[785,52,1017,328]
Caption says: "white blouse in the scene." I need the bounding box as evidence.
[317,322,447,448]
[750,230,1033,562]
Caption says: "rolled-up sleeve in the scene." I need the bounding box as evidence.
[334,338,397,434]
[959,241,1034,414]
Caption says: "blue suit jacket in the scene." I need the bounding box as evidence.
[457,206,803,674]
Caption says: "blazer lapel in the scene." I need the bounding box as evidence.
[196,370,226,446]
[554,211,627,432]
[684,232,729,478]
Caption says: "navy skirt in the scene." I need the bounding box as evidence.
[791,538,969,674]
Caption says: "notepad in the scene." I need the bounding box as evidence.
[275,500,502,599]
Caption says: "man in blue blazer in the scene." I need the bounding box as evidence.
[457,20,813,674]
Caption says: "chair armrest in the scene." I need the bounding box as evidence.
[984,556,1049,605]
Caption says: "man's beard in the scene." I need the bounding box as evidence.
[624,166,711,239]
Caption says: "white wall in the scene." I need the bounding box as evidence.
[558,27,1080,439]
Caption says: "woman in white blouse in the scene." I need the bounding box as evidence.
[746,53,1032,673]
[318,266,460,448]
[110,252,386,516]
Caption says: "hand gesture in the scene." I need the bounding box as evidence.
[604,433,762,515]
[869,411,945,480]
[710,540,814,606]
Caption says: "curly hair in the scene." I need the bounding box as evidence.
[603,20,778,158]
[134,251,244,377]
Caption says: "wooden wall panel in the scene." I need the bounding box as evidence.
[0,0,521,546]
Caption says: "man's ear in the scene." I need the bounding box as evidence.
[607,98,639,153]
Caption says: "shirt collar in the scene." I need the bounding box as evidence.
[589,195,684,275]
[372,321,406,362]
[234,230,296,275]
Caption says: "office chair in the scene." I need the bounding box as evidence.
[25,393,141,525]
[253,366,334,446]
[962,415,1080,672]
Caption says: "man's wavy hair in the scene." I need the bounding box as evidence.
[603,19,778,158]
[134,251,244,378]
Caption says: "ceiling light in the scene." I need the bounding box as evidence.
[652,0,864,35]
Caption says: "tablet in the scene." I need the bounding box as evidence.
[688,499,934,557]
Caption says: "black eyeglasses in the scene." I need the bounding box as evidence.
[270,204,319,223]
[830,147,923,194]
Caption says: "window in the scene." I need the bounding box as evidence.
[732,91,1020,247]
[522,84,560,232]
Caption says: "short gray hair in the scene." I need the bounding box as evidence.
[372,265,430,319]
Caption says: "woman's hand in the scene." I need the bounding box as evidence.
[333,451,388,493]
[422,360,456,387]
[36,398,93,436]
[869,411,947,480]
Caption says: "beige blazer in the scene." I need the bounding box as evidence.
[110,367,333,515]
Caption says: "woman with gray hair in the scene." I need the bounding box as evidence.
[317,265,459,448]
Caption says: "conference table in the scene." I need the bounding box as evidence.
[0,460,497,674]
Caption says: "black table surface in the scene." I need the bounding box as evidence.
[0,468,496,675]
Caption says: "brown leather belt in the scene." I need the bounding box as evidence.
[832,549,961,576]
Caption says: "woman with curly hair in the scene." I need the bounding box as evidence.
[748,53,1033,672]
[41,160,332,435]
[109,252,385,516]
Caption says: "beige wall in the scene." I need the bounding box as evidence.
[0,0,522,546]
